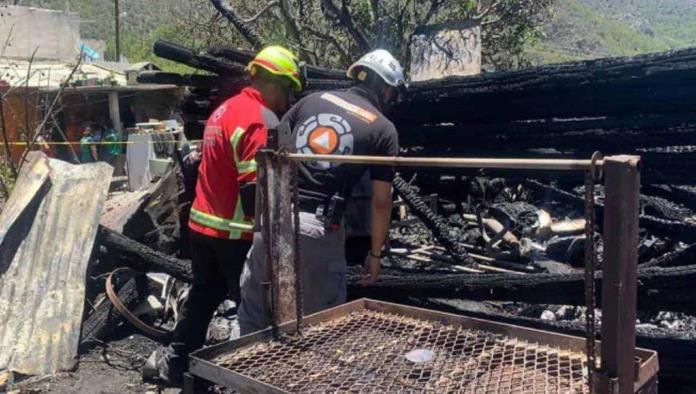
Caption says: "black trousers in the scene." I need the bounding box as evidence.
[164,230,251,374]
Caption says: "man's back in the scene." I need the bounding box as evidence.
[283,87,399,203]
[190,87,278,240]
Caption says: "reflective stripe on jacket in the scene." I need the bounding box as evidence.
[189,87,279,240]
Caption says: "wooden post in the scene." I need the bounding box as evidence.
[114,0,121,61]
[259,140,298,334]
[108,90,122,135]
[598,155,641,394]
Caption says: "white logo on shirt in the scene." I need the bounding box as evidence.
[296,113,354,170]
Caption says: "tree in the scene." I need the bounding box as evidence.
[206,0,554,71]
[11,0,552,71]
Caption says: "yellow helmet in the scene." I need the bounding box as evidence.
[247,45,303,92]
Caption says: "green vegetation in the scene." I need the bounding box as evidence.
[103,25,199,74]
[0,158,15,202]
[15,0,696,69]
[581,0,696,48]
[529,0,696,65]
[15,0,552,71]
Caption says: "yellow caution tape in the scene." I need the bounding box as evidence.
[0,139,203,146]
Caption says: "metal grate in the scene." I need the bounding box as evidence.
[214,310,589,393]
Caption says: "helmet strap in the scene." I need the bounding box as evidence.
[355,68,394,111]
[378,88,397,112]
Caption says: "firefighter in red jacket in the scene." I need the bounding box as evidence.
[144,46,303,386]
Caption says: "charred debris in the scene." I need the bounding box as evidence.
[129,41,696,382]
[132,41,696,379]
[5,40,696,388]
[125,41,696,379]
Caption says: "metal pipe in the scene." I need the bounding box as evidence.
[286,153,603,171]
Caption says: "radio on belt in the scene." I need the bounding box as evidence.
[316,194,345,231]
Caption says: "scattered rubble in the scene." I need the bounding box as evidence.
[3,41,696,391]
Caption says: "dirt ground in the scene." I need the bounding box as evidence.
[8,315,238,394]
[10,335,179,394]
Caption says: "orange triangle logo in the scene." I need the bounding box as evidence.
[308,127,338,154]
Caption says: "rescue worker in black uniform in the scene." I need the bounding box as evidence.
[238,49,407,334]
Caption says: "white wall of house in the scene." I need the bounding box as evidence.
[0,6,81,61]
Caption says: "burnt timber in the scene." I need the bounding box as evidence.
[393,47,696,124]
[99,224,696,318]
[134,41,696,384]
[142,41,696,187]
[347,263,696,314]
[98,226,193,283]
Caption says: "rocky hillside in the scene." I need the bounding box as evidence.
[529,0,696,64]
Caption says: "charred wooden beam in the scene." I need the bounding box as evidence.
[98,226,193,283]
[392,47,696,124]
[153,40,246,76]
[80,277,140,346]
[644,184,696,211]
[207,46,255,64]
[525,180,696,242]
[347,263,696,314]
[153,41,349,86]
[393,176,473,265]
[641,243,696,268]
[399,113,696,152]
[208,46,349,80]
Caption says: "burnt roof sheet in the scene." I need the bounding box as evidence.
[0,153,112,376]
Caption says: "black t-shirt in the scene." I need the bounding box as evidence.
[281,87,399,202]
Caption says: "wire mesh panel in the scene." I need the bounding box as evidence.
[213,310,589,393]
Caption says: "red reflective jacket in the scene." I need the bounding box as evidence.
[189,87,278,240]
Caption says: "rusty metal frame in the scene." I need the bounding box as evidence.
[189,299,658,393]
[186,153,655,394]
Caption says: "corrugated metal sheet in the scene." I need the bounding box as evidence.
[0,153,50,269]
[0,152,113,376]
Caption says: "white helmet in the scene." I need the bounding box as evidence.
[347,49,406,89]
